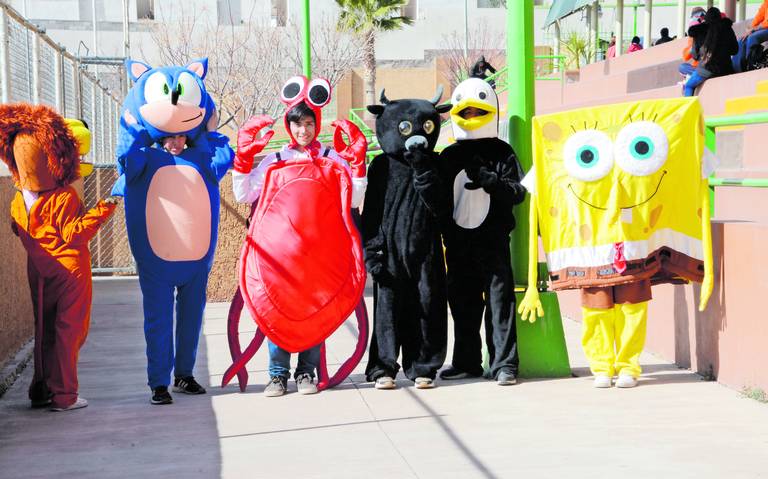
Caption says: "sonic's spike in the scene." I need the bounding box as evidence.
[429,85,444,105]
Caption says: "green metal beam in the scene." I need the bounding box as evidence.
[507,0,536,286]
[302,0,311,78]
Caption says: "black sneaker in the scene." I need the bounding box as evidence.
[151,386,173,405]
[173,376,207,395]
[439,367,482,380]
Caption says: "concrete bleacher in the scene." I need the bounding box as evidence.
[532,22,768,394]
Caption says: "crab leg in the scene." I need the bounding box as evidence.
[317,296,369,391]
[225,287,250,391]
[221,327,265,391]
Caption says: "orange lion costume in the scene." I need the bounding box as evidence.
[0,103,116,411]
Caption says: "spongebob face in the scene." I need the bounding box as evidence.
[531,98,709,284]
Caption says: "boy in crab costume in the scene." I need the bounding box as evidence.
[230,75,368,396]
[112,58,234,405]
[0,103,117,411]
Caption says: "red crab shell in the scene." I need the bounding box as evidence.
[239,154,366,352]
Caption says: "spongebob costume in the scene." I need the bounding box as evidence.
[519,98,714,387]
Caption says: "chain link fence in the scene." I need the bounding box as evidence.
[0,2,134,274]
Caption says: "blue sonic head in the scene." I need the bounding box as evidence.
[123,58,214,141]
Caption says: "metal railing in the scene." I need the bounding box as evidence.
[0,2,131,273]
[704,111,768,215]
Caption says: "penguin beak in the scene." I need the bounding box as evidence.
[450,98,497,131]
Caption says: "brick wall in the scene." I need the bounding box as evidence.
[0,177,34,367]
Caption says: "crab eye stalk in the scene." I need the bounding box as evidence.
[280,75,308,104]
[306,78,332,108]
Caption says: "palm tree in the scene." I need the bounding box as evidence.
[335,0,413,109]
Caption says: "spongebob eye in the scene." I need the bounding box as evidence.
[562,129,614,182]
[615,121,668,176]
[423,120,435,134]
[398,120,413,136]
[143,72,171,103]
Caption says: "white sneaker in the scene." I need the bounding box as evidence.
[593,375,613,388]
[50,396,88,412]
[414,377,435,389]
[374,376,396,390]
[616,375,638,388]
[295,373,318,395]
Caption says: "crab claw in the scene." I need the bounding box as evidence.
[234,115,275,174]
[332,120,367,178]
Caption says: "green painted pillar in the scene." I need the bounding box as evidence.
[507,0,535,287]
[302,0,311,79]
[505,0,571,379]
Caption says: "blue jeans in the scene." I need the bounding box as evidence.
[732,28,768,72]
[678,62,695,76]
[683,71,707,97]
[267,340,321,379]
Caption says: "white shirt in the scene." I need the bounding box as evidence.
[232,144,367,209]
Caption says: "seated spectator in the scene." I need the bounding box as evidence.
[606,35,617,59]
[654,28,675,46]
[627,36,643,53]
[683,7,739,97]
[732,0,768,72]
[680,9,707,80]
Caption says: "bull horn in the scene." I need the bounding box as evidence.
[429,85,444,105]
[379,89,390,105]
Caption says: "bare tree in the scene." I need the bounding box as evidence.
[143,4,364,130]
[438,19,506,90]
[286,13,365,88]
[142,1,288,130]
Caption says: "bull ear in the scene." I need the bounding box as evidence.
[436,103,452,114]
[126,59,152,83]
[367,105,385,117]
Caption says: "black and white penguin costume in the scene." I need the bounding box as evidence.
[437,78,526,382]
[362,88,452,387]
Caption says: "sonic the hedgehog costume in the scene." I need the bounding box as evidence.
[112,58,234,396]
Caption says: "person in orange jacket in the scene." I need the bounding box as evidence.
[0,103,117,411]
[679,7,706,79]
[733,0,768,71]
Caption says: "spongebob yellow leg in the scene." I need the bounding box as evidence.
[581,306,616,378]
[613,301,648,379]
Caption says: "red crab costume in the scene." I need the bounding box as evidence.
[0,104,116,410]
[223,75,369,391]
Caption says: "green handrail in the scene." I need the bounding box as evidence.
[704,111,768,215]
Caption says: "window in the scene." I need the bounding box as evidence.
[477,0,505,7]
[270,0,287,27]
[136,0,154,20]
[401,0,418,19]
[218,0,242,25]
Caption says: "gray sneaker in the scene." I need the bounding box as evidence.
[264,376,288,397]
[496,371,517,386]
[295,373,318,395]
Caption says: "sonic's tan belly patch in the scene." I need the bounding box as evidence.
[146,165,211,261]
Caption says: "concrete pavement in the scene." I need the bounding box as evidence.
[1,277,767,478]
